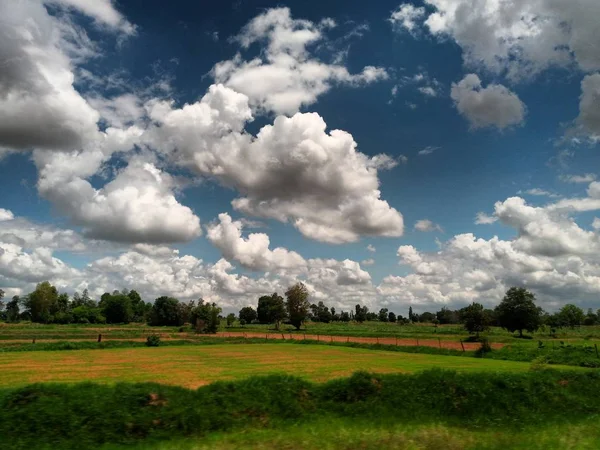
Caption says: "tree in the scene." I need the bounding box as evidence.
[557,304,585,328]
[128,290,149,322]
[226,313,236,327]
[149,296,183,326]
[285,282,310,330]
[190,300,222,333]
[257,293,286,329]
[340,311,350,322]
[239,306,257,324]
[584,308,598,326]
[378,308,389,322]
[495,287,542,337]
[388,311,396,323]
[459,302,489,338]
[316,301,332,323]
[408,306,415,323]
[25,281,59,323]
[6,296,20,323]
[101,294,133,324]
[436,307,459,325]
[355,304,368,323]
[419,312,436,323]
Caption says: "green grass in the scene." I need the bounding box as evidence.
[102,418,600,450]
[3,370,600,449]
[1,343,576,388]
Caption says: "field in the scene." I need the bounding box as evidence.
[0,343,576,388]
[2,322,600,449]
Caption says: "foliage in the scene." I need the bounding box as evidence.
[226,313,236,327]
[459,302,490,337]
[238,306,257,324]
[285,283,310,330]
[378,308,389,322]
[146,334,161,347]
[257,293,286,330]
[354,304,368,323]
[2,370,600,449]
[100,294,133,324]
[149,297,183,327]
[190,300,222,333]
[495,287,542,337]
[24,281,59,323]
[557,304,585,328]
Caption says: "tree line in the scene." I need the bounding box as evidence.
[2,283,599,337]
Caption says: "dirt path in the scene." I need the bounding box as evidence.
[1,332,503,351]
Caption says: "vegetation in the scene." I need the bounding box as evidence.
[495,287,543,337]
[459,302,490,338]
[285,282,310,330]
[2,369,600,449]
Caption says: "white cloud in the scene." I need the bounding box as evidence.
[206,213,306,272]
[0,209,14,222]
[389,4,426,34]
[521,188,559,198]
[362,258,375,266]
[560,173,597,184]
[211,7,388,115]
[47,0,135,35]
[420,0,600,79]
[367,244,376,253]
[150,88,404,244]
[475,212,498,225]
[418,146,439,156]
[451,74,526,130]
[577,73,600,136]
[418,86,438,97]
[414,219,443,233]
[593,218,600,230]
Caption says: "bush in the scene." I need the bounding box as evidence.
[146,334,161,347]
[474,338,492,357]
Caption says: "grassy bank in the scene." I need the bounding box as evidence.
[2,369,600,449]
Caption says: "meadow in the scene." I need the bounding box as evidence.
[2,322,600,449]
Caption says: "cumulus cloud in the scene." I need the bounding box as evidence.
[418,0,600,79]
[389,4,426,34]
[0,209,14,222]
[362,258,375,266]
[577,73,600,136]
[47,0,136,35]
[211,7,388,115]
[367,244,376,252]
[35,153,201,244]
[475,212,498,225]
[206,213,306,272]
[451,74,526,130]
[414,219,443,233]
[150,87,404,244]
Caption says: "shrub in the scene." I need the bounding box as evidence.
[474,338,492,357]
[146,334,161,347]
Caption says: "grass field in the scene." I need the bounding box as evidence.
[0,343,579,388]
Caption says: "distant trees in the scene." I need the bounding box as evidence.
[257,293,286,330]
[557,304,585,328]
[459,302,490,338]
[100,293,133,324]
[285,282,310,330]
[355,304,368,323]
[226,313,236,327]
[25,281,59,323]
[378,308,389,322]
[190,300,221,333]
[495,287,542,337]
[238,306,257,324]
[388,311,396,323]
[149,296,184,326]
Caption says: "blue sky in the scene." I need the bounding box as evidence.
[1,0,600,313]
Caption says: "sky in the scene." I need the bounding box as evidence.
[1,0,600,314]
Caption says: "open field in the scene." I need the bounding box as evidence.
[0,343,569,388]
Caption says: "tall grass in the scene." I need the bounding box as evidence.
[2,369,600,449]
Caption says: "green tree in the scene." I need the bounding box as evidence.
[495,287,542,337]
[257,293,286,329]
[459,302,489,338]
[285,282,310,330]
[101,294,133,324]
[388,311,396,322]
[6,295,20,322]
[355,304,368,323]
[408,306,415,322]
[190,300,222,333]
[239,306,257,324]
[378,308,389,322]
[226,313,236,327]
[557,304,585,328]
[25,281,59,323]
[340,311,350,322]
[419,312,436,323]
[436,307,459,324]
[149,296,183,326]
[584,308,598,326]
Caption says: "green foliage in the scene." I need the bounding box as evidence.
[459,302,490,337]
[2,370,600,449]
[149,297,183,327]
[25,281,58,323]
[5,296,21,323]
[378,308,389,322]
[354,304,368,323]
[190,300,222,333]
[285,282,310,330]
[101,294,133,324]
[557,304,585,328]
[226,313,236,327]
[146,334,161,347]
[238,306,257,324]
[257,293,286,330]
[495,287,542,337]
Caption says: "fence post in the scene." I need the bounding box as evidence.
[438,338,441,349]
[330,336,333,342]
[281,333,285,340]
[460,340,465,352]
[317,334,319,341]
[347,336,350,343]
[377,337,379,344]
[595,344,599,359]
[98,333,102,343]
[266,333,268,341]
[304,333,306,340]
[32,338,35,344]
[396,337,398,346]
[416,338,419,346]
